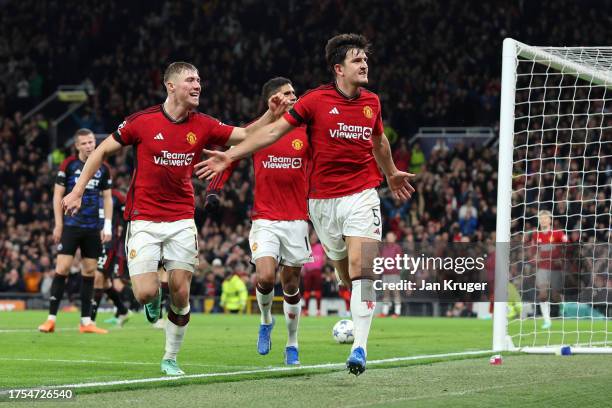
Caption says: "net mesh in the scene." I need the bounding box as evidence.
[508,45,612,349]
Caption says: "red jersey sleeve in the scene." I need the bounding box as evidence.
[284,92,315,127]
[206,159,240,193]
[202,115,234,146]
[373,96,385,136]
[112,118,140,146]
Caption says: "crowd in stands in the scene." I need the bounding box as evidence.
[1,1,610,310]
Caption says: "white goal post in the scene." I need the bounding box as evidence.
[493,38,612,354]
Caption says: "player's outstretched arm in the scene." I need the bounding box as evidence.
[62,136,123,216]
[195,117,294,180]
[225,92,289,145]
[372,133,416,201]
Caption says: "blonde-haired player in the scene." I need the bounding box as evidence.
[532,210,568,330]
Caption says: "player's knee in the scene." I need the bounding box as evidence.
[171,285,190,307]
[134,286,159,304]
[94,272,105,287]
[348,257,363,277]
[256,279,274,294]
[257,268,275,286]
[81,265,96,277]
[256,267,275,292]
[283,281,299,295]
[54,268,69,277]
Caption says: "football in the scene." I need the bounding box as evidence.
[332,319,355,344]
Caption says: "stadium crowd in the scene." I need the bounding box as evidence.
[1,0,610,310]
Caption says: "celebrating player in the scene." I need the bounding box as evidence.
[61,62,288,376]
[532,210,568,329]
[196,34,415,375]
[38,128,112,334]
[206,77,310,365]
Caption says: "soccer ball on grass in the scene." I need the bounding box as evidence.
[332,319,354,344]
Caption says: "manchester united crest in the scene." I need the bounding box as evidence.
[363,106,373,119]
[186,132,197,145]
[292,139,304,150]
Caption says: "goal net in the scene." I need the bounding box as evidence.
[494,39,612,353]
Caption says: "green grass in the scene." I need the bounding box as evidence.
[0,311,610,407]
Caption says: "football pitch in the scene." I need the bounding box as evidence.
[1,312,611,407]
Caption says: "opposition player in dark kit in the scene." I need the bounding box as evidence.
[38,128,112,334]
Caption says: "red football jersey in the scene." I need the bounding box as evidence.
[283,83,384,199]
[113,105,233,222]
[532,229,569,270]
[207,126,309,221]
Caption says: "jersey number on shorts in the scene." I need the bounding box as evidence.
[372,208,381,227]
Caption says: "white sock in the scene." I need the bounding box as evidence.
[382,302,390,315]
[394,302,401,316]
[80,317,91,325]
[163,304,189,361]
[48,315,57,322]
[350,279,375,355]
[256,287,273,325]
[283,291,301,348]
[540,302,551,322]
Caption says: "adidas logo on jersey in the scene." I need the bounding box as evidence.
[329,107,340,115]
[154,133,164,140]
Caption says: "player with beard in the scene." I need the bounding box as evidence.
[196,34,415,375]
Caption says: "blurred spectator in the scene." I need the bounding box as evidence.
[392,139,411,172]
[409,143,425,174]
[459,207,478,237]
[431,138,449,155]
[220,265,248,314]
[1,268,25,292]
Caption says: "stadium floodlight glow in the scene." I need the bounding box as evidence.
[494,38,612,354]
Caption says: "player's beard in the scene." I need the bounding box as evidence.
[355,71,368,86]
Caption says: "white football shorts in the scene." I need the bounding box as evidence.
[248,219,313,267]
[125,219,198,276]
[308,188,382,261]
